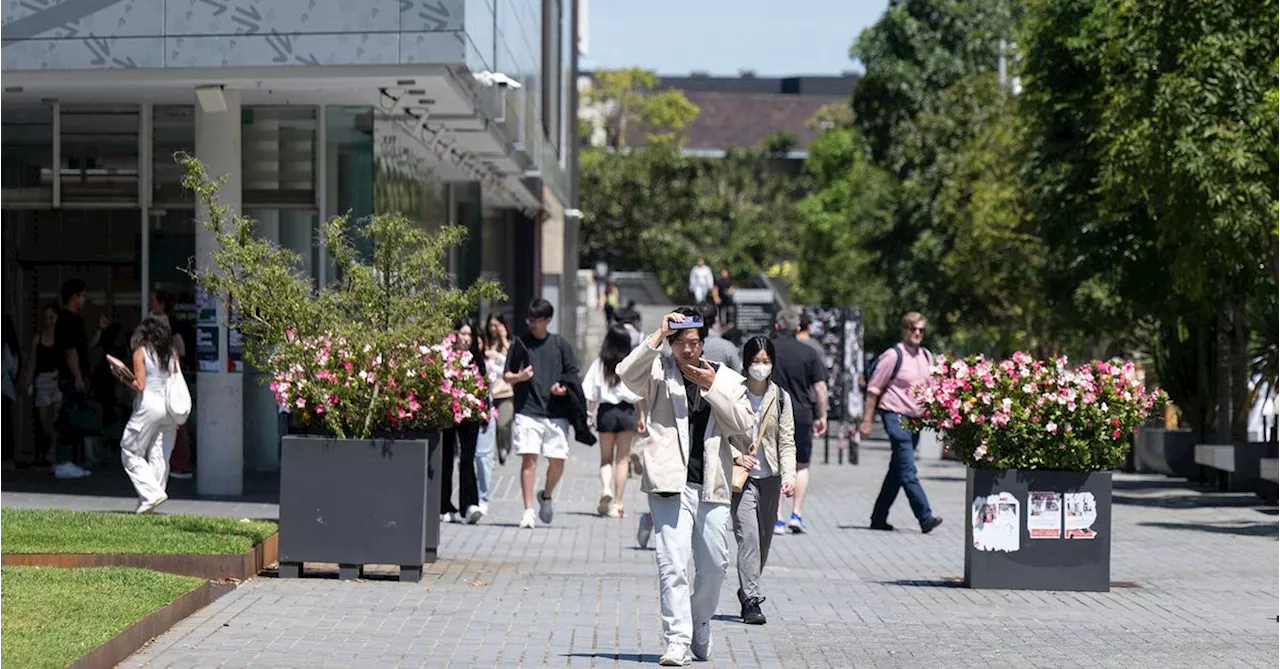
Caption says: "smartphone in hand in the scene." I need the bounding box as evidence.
[106,354,135,382]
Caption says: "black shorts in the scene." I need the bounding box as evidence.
[794,423,814,464]
[597,402,637,434]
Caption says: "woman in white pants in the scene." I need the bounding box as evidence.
[113,314,180,514]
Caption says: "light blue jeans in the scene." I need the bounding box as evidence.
[475,416,495,505]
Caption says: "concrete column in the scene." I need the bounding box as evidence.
[540,186,566,334]
[195,89,244,497]
[242,115,281,474]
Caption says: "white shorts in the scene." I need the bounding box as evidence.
[513,414,571,460]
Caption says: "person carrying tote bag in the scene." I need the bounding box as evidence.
[728,335,796,627]
[112,315,183,514]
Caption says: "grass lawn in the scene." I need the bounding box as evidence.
[1,508,277,555]
[1,566,205,669]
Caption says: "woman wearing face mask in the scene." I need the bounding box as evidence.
[728,335,796,626]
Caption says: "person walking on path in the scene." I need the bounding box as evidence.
[617,308,755,666]
[441,318,487,525]
[688,258,714,305]
[24,304,63,467]
[603,281,621,324]
[113,315,181,514]
[54,279,104,479]
[729,335,796,626]
[584,324,644,518]
[769,308,828,534]
[859,311,944,534]
[505,298,581,529]
[696,302,742,374]
[712,269,735,327]
[485,314,515,465]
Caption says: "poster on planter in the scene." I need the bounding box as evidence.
[1064,492,1098,539]
[1028,492,1062,539]
[971,492,1020,552]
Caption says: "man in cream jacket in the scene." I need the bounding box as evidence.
[617,307,756,667]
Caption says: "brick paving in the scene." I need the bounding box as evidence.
[7,438,1277,668]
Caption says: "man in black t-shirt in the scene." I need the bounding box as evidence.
[52,279,101,479]
[769,308,828,534]
[505,298,580,529]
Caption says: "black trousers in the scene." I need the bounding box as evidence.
[441,422,481,515]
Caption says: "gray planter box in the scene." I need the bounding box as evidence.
[1133,427,1198,478]
[965,468,1113,592]
[278,433,442,582]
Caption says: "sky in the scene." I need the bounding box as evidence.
[579,0,890,76]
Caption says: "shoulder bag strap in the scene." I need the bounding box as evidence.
[746,390,779,456]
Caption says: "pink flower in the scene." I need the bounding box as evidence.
[295,397,306,408]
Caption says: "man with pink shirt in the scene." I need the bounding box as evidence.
[858,311,944,534]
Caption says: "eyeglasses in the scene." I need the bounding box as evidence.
[671,338,703,350]
[906,326,926,333]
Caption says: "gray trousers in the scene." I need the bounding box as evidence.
[731,475,783,603]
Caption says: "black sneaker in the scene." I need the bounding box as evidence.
[742,597,767,625]
[921,517,943,534]
[869,521,895,531]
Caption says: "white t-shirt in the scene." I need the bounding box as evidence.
[584,359,641,406]
[746,390,773,479]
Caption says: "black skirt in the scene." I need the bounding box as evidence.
[597,402,637,434]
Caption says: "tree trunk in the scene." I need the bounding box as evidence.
[1214,297,1232,443]
[1230,297,1249,441]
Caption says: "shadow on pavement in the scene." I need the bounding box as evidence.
[1140,521,1279,538]
[878,578,966,588]
[563,653,660,664]
[1113,491,1273,510]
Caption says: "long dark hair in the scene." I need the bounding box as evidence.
[599,324,634,386]
[742,335,776,370]
[484,313,511,353]
[131,314,174,370]
[454,317,484,371]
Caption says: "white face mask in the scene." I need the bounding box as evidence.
[748,363,773,382]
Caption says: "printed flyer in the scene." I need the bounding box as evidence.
[1064,492,1098,539]
[1028,491,1062,539]
[971,492,1020,552]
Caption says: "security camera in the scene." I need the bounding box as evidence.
[475,71,523,89]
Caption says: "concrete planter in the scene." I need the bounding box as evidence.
[1133,427,1198,478]
[278,433,442,582]
[965,468,1113,593]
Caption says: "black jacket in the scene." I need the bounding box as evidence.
[549,371,596,446]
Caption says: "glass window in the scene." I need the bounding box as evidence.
[153,106,196,206]
[59,105,140,204]
[1,104,54,205]
[242,106,317,207]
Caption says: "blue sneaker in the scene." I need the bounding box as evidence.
[773,520,787,536]
[787,513,807,534]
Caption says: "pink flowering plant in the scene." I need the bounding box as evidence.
[182,155,503,439]
[911,352,1167,471]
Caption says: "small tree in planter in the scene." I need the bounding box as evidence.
[913,352,1165,592]
[180,155,503,581]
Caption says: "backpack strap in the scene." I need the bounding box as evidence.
[887,344,905,385]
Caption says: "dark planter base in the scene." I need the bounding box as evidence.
[279,433,442,582]
[965,468,1113,592]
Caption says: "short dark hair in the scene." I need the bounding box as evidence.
[742,335,776,367]
[695,301,718,328]
[527,297,554,321]
[60,279,86,305]
[666,306,708,344]
[798,311,813,330]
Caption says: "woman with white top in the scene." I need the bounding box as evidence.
[728,335,796,626]
[113,314,181,514]
[484,314,515,465]
[585,324,645,517]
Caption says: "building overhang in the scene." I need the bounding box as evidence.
[2,63,541,210]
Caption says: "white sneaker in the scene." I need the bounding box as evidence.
[537,490,555,524]
[136,494,168,514]
[54,462,90,479]
[658,642,692,666]
[466,505,484,524]
[519,509,537,529]
[597,493,613,516]
[691,622,712,660]
[478,503,490,516]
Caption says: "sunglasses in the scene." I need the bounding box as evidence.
[906,326,926,333]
